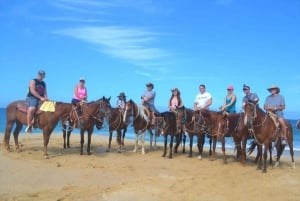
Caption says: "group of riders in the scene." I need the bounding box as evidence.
[25,70,288,145]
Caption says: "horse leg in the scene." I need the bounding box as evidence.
[174,134,181,154]
[210,136,216,161]
[169,135,174,159]
[149,129,154,150]
[141,131,145,155]
[87,129,92,155]
[262,143,268,173]
[42,128,53,159]
[269,141,273,165]
[67,126,72,148]
[221,136,227,163]
[117,130,122,153]
[106,130,113,152]
[80,129,84,155]
[256,145,263,170]
[188,134,193,158]
[197,133,205,160]
[162,135,167,157]
[133,132,138,153]
[62,123,67,149]
[4,120,15,151]
[240,137,247,165]
[13,121,23,151]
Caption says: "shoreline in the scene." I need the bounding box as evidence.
[1,132,299,201]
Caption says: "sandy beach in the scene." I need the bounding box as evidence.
[0,132,299,201]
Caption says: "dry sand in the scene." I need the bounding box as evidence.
[0,132,299,201]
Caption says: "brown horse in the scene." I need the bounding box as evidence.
[176,107,207,159]
[194,109,228,162]
[123,99,154,154]
[105,107,128,153]
[4,100,74,158]
[66,97,110,155]
[243,100,294,172]
[154,111,180,158]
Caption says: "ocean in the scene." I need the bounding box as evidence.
[0,108,299,153]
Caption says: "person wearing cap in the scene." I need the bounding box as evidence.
[263,85,288,145]
[242,84,259,108]
[221,85,236,113]
[116,92,127,110]
[194,84,212,110]
[141,82,159,125]
[71,77,88,105]
[25,70,48,133]
[168,88,183,112]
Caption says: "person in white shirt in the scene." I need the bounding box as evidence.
[194,84,212,110]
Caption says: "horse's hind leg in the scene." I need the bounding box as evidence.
[106,131,113,152]
[169,135,174,159]
[221,136,227,163]
[87,130,92,155]
[141,131,146,155]
[13,121,23,151]
[4,120,15,151]
[162,135,167,157]
[133,132,138,153]
[80,130,85,155]
[62,124,67,149]
[67,127,72,148]
[189,135,193,158]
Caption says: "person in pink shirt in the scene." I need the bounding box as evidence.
[72,77,88,105]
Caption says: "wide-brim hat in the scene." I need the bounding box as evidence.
[171,87,180,92]
[267,85,280,93]
[146,82,154,89]
[118,92,126,97]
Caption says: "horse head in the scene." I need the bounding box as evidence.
[243,100,258,127]
[123,99,135,124]
[99,96,111,116]
[175,105,186,134]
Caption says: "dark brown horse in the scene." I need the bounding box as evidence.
[70,97,110,155]
[4,100,74,158]
[194,109,228,162]
[105,107,128,153]
[175,107,206,159]
[154,111,180,158]
[123,99,154,154]
[247,119,295,169]
[243,100,293,172]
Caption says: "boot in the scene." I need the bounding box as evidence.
[281,126,288,145]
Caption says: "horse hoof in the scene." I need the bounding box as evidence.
[133,149,137,153]
[262,169,267,173]
[162,154,166,157]
[291,162,296,169]
[198,155,202,160]
[88,152,91,155]
[142,151,146,155]
[44,155,49,159]
[209,157,215,161]
[106,149,110,152]
[80,152,83,155]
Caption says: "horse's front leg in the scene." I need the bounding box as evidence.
[162,135,167,157]
[188,134,193,158]
[262,143,268,173]
[182,133,186,153]
[149,129,154,150]
[256,144,263,170]
[67,127,72,148]
[133,132,138,153]
[62,124,67,149]
[197,133,205,160]
[221,136,227,163]
[169,135,174,159]
[42,129,52,159]
[80,129,84,155]
[209,136,217,161]
[106,130,113,152]
[87,129,93,155]
[13,122,23,152]
[4,121,14,151]
[240,136,247,165]
[141,131,146,155]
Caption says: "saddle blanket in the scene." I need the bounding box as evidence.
[40,101,56,112]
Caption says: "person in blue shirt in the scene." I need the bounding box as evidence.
[242,84,259,108]
[264,85,287,145]
[141,82,159,126]
[221,85,237,113]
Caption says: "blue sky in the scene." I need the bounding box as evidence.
[1,0,300,118]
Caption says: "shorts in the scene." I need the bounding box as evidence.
[145,103,159,113]
[72,98,80,105]
[26,96,39,108]
[274,110,284,119]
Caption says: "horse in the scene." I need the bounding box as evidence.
[194,109,228,162]
[4,100,74,158]
[243,100,294,172]
[105,107,128,153]
[154,111,180,158]
[247,119,295,169]
[175,107,206,159]
[63,97,111,155]
[123,99,155,154]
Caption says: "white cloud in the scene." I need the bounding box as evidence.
[55,26,170,63]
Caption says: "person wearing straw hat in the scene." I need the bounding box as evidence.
[116,92,127,110]
[221,85,237,113]
[25,70,48,133]
[141,82,159,126]
[71,77,88,105]
[242,84,259,108]
[263,85,288,145]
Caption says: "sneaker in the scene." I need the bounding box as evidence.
[25,125,32,133]
[184,131,189,136]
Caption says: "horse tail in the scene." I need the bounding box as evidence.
[247,140,257,155]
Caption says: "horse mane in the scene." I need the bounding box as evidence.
[137,104,150,122]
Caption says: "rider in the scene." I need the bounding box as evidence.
[116,92,127,111]
[141,82,159,126]
[263,85,288,145]
[194,84,212,110]
[221,85,237,113]
[71,77,88,105]
[242,84,259,108]
[25,70,48,133]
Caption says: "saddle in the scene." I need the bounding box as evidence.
[17,102,44,128]
[268,111,280,128]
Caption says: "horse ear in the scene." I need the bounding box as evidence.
[108,96,111,101]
